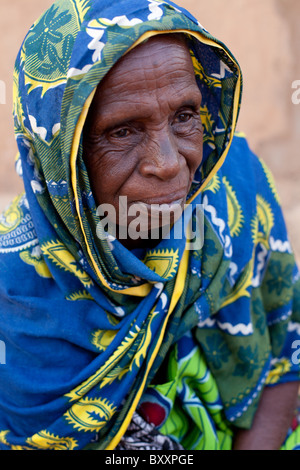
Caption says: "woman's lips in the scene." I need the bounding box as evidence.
[134,198,185,209]
[131,189,188,206]
[119,198,185,230]
[115,191,187,231]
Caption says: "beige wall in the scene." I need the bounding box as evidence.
[0,0,299,261]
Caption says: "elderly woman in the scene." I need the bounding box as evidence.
[0,0,299,451]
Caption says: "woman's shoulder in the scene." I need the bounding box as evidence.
[223,133,263,175]
[222,133,281,206]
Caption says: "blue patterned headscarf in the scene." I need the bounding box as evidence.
[0,0,299,450]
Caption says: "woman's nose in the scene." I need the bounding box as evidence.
[139,131,182,180]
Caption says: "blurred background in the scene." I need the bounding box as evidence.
[0,0,299,262]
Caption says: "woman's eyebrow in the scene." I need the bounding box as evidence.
[96,97,202,130]
[175,98,202,110]
[169,85,203,109]
[93,111,150,134]
[89,85,202,134]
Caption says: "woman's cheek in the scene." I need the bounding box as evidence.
[177,134,203,170]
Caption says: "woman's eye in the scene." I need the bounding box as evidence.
[110,128,130,138]
[175,112,192,124]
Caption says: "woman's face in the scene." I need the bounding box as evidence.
[83,35,203,246]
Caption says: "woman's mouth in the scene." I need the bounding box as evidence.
[135,198,185,210]
[117,197,185,231]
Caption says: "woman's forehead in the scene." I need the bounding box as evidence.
[89,35,199,115]
[103,35,194,85]
[115,33,190,67]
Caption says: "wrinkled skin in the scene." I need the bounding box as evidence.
[83,34,203,248]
